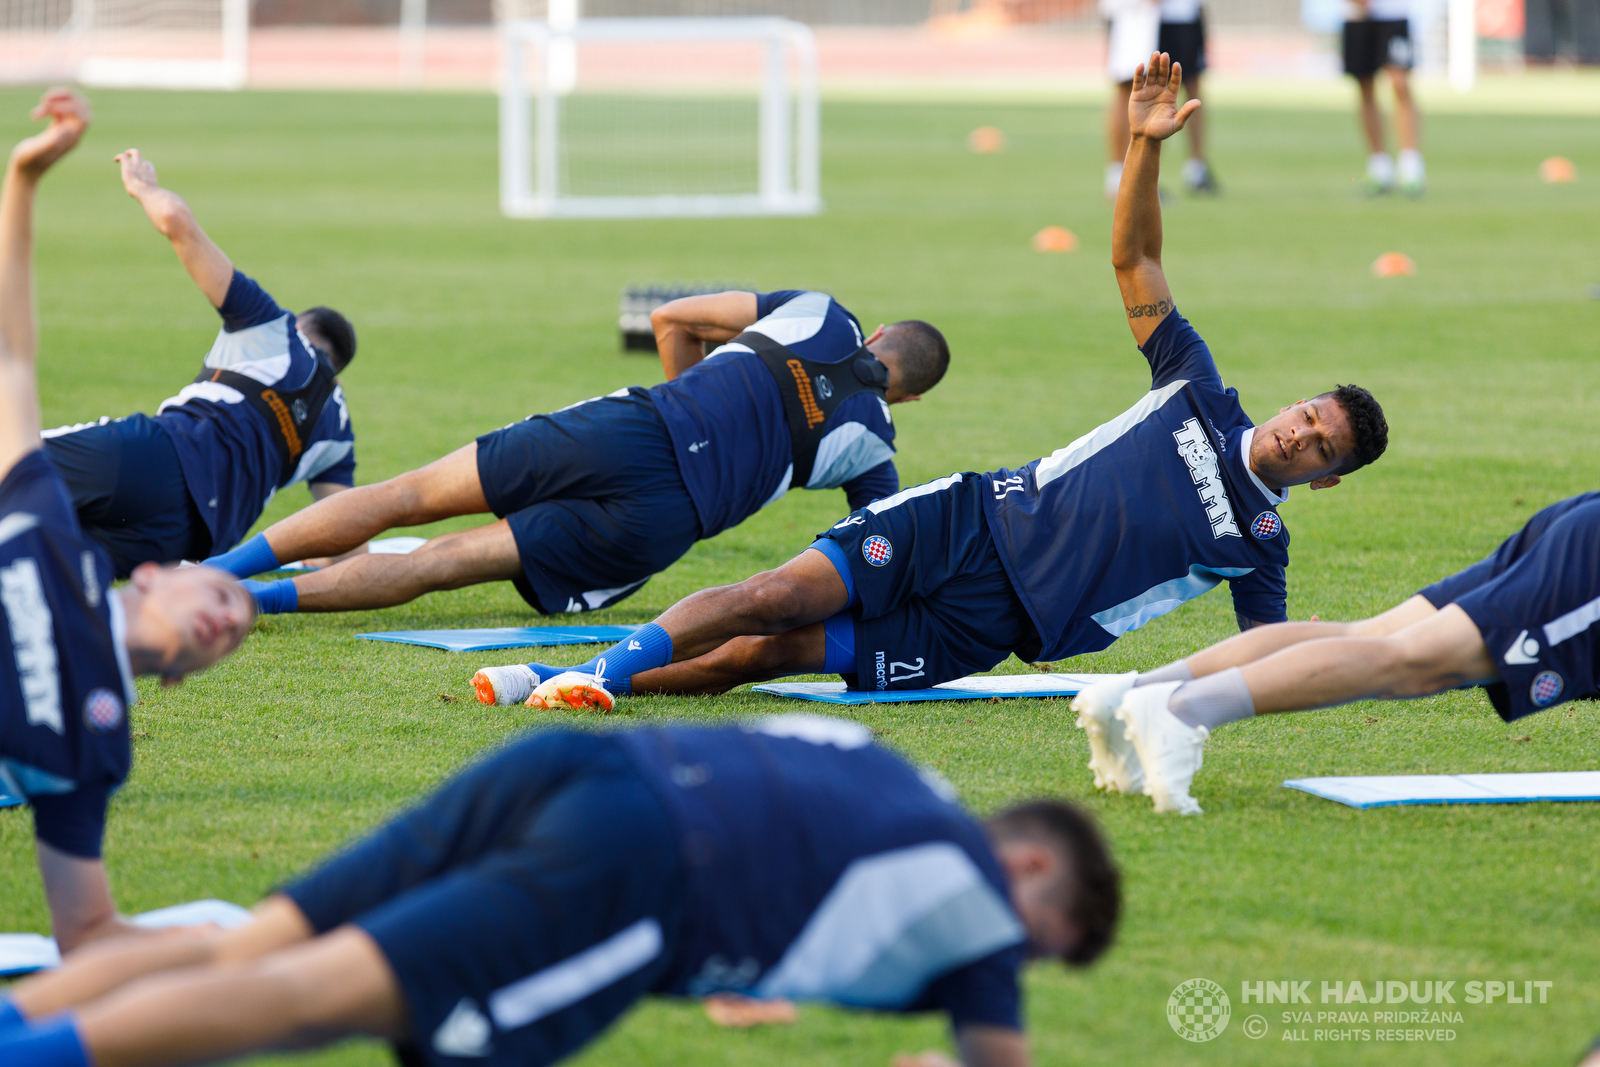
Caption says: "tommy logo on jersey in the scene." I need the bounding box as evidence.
[1173,419,1241,538]
[84,688,124,732]
[1251,512,1282,540]
[862,535,893,566]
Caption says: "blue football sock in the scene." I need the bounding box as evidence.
[203,533,281,578]
[0,1017,91,1067]
[524,663,571,684]
[585,623,673,695]
[0,999,26,1033]
[240,578,298,614]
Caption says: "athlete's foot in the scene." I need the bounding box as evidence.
[1114,682,1207,815]
[472,663,538,706]
[525,671,616,713]
[1071,671,1144,794]
[1181,158,1218,195]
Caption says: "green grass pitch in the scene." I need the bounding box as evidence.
[1,86,1598,1066]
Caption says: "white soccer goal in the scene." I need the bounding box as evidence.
[0,0,247,89]
[499,17,821,219]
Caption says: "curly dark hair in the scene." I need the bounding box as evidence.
[1322,383,1388,475]
[987,799,1121,966]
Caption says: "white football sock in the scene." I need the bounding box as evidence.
[1104,161,1124,199]
[1398,148,1425,185]
[1367,152,1396,187]
[1167,667,1255,731]
[1136,661,1195,686]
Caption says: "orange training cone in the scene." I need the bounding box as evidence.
[1371,252,1415,278]
[1032,226,1077,253]
[1540,156,1577,183]
[967,126,1006,153]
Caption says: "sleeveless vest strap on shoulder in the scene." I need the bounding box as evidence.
[195,353,339,488]
[737,330,888,489]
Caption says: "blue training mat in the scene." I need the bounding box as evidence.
[1283,771,1600,809]
[752,673,1117,704]
[355,625,640,653]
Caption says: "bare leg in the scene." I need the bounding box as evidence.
[291,519,522,611]
[13,896,311,1019]
[1182,594,1437,678]
[1357,75,1385,154]
[631,624,827,694]
[1106,80,1133,163]
[650,548,848,664]
[78,926,405,1067]
[1388,65,1420,150]
[1183,74,1205,162]
[1240,605,1498,715]
[261,443,490,563]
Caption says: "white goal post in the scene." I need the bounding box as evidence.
[499,17,821,219]
[0,0,248,89]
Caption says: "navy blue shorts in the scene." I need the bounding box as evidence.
[283,730,684,1067]
[815,472,1040,691]
[41,413,208,578]
[1419,493,1600,721]
[476,389,702,615]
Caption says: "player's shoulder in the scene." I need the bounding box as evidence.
[0,450,81,541]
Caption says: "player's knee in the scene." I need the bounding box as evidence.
[1382,634,1447,698]
[739,572,808,631]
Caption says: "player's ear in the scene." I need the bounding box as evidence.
[129,561,160,592]
[1309,474,1342,491]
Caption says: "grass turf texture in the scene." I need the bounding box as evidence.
[1,87,1598,1065]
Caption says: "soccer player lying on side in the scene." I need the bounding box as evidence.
[40,144,358,578]
[206,289,947,617]
[1072,491,1600,814]
[0,90,254,952]
[472,52,1389,710]
[0,717,1120,1067]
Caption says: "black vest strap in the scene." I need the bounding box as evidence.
[195,353,339,488]
[738,330,889,490]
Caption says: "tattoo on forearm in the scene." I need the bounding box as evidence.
[1126,300,1172,319]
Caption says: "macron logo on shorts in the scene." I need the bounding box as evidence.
[1173,419,1241,539]
[1504,630,1541,665]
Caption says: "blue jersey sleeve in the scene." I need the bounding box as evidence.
[1139,312,1224,392]
[30,785,110,859]
[309,449,355,487]
[218,270,288,333]
[754,290,805,318]
[843,459,898,510]
[1229,565,1288,626]
[905,945,1024,1031]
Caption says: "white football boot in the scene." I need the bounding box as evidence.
[471,663,537,706]
[1114,682,1208,815]
[524,670,615,713]
[1071,671,1144,794]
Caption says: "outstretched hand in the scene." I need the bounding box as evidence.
[1127,52,1200,143]
[115,147,160,198]
[10,88,90,177]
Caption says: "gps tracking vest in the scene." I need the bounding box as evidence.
[737,330,890,488]
[193,352,339,488]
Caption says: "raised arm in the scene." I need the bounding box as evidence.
[650,290,759,380]
[0,89,89,482]
[1111,52,1200,347]
[116,148,233,308]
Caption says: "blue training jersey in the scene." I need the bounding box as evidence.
[154,271,356,553]
[983,312,1291,662]
[0,451,135,859]
[650,291,899,539]
[617,716,1025,1031]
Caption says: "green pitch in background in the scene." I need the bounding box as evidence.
[0,86,1597,1066]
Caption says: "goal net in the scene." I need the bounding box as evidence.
[0,0,247,88]
[499,16,820,218]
